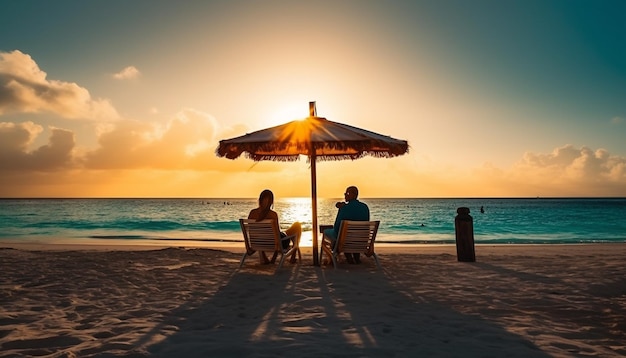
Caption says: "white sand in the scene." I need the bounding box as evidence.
[1,243,625,357]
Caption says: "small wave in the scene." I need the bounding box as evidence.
[88,235,242,243]
[89,235,158,240]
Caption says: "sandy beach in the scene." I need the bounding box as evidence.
[1,243,625,357]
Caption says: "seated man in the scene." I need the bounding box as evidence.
[323,186,370,264]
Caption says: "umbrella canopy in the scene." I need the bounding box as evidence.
[216,102,409,265]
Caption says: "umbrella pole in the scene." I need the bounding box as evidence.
[308,101,320,266]
[310,152,319,266]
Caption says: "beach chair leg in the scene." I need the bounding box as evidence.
[372,253,381,269]
[239,253,248,268]
[320,246,333,267]
[331,252,338,269]
[276,253,287,272]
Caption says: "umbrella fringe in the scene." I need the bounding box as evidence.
[217,145,409,161]
[312,151,408,162]
[217,150,410,162]
[246,154,300,162]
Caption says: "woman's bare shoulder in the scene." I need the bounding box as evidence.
[248,208,278,220]
[248,208,260,219]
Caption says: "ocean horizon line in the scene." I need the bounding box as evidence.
[2,196,626,200]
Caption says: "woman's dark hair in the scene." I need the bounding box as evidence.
[256,189,274,221]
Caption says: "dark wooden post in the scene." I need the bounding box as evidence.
[454,207,476,262]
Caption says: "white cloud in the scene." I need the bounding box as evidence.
[495,144,626,195]
[0,50,119,120]
[611,116,624,125]
[113,66,140,80]
[514,145,625,181]
[0,121,75,171]
[82,108,228,170]
[0,121,43,151]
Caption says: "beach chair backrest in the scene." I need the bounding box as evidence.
[240,219,281,253]
[337,220,380,255]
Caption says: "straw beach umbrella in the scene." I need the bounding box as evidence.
[216,102,409,265]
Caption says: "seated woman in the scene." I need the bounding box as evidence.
[248,189,302,264]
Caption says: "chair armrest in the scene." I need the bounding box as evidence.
[281,234,297,247]
[319,224,333,233]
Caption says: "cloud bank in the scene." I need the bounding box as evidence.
[0,50,119,120]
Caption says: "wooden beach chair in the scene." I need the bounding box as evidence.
[320,220,381,269]
[239,219,299,272]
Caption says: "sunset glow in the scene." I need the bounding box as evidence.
[1,1,625,198]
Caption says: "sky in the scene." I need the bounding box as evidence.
[1,0,625,198]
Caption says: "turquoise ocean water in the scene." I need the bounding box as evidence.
[0,198,625,247]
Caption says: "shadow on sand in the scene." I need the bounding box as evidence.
[145,257,550,357]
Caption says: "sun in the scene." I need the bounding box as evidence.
[267,102,311,125]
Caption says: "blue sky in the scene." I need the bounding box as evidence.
[1,0,625,197]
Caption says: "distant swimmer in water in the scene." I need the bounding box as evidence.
[480,206,485,213]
